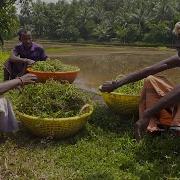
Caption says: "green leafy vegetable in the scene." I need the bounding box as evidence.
[8,80,91,118]
[113,75,144,95]
[32,59,79,72]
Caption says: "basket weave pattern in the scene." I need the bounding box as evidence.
[17,104,93,138]
[101,92,140,114]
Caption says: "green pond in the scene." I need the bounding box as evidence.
[56,48,179,92]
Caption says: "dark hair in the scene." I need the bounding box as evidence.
[17,29,31,40]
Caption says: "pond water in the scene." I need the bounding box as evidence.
[59,49,180,93]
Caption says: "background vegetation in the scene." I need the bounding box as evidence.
[1,0,180,45]
[0,1,180,177]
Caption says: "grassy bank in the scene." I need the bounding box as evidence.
[0,51,179,179]
[0,106,180,180]
[0,105,179,179]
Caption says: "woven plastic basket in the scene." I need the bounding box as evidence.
[101,92,140,114]
[27,67,80,83]
[16,104,93,138]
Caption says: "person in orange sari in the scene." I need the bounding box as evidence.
[100,22,180,141]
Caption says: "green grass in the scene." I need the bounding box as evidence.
[45,46,113,54]
[46,47,74,54]
[0,51,9,81]
[157,47,169,51]
[0,105,179,179]
[0,51,180,179]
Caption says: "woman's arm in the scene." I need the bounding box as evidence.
[9,54,35,65]
[0,79,22,95]
[0,73,37,95]
[100,55,180,92]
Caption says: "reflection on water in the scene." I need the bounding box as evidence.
[59,52,180,92]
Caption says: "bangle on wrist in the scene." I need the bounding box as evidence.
[16,77,24,86]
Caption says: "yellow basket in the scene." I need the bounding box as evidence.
[101,92,140,114]
[16,104,93,138]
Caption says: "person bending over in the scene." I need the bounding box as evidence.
[100,22,180,141]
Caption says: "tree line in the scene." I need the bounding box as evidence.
[1,0,180,45]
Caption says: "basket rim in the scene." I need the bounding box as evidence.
[16,104,93,121]
[27,67,80,74]
[98,85,141,97]
[100,91,140,98]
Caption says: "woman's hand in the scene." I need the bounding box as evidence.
[19,73,37,85]
[99,80,118,93]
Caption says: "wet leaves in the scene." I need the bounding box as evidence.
[114,80,144,95]
[32,59,79,72]
[8,80,91,118]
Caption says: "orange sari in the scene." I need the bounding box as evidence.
[139,75,180,132]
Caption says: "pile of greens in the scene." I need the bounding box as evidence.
[8,80,91,118]
[113,76,144,95]
[32,59,79,72]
